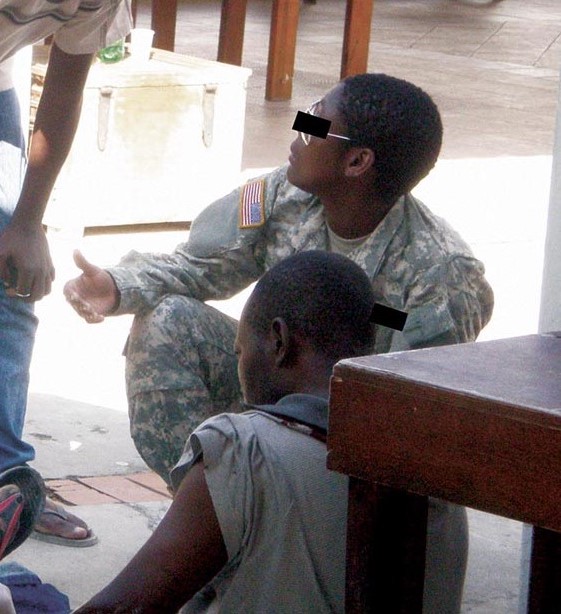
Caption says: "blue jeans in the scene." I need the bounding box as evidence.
[0,88,37,470]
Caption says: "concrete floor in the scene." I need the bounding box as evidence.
[5,0,561,610]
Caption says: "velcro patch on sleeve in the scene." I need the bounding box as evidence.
[239,179,265,229]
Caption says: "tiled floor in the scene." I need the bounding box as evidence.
[135,0,561,166]
[46,472,171,506]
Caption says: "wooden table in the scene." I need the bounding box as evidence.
[327,333,561,613]
[143,0,375,101]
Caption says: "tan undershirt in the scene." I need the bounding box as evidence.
[326,224,371,256]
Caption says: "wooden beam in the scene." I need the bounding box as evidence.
[218,0,249,66]
[345,480,427,613]
[266,0,300,101]
[151,0,177,51]
[527,527,561,613]
[341,0,374,78]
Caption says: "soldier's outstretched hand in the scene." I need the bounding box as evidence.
[63,250,119,323]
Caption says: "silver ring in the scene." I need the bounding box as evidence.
[15,292,31,298]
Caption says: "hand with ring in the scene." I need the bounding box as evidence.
[2,264,32,300]
[0,221,55,302]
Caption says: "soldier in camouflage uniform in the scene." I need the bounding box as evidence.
[65,73,494,483]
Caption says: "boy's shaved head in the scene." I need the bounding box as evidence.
[244,251,376,361]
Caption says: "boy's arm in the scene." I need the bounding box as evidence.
[73,461,227,613]
[0,43,93,301]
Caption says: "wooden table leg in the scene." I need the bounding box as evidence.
[346,479,427,613]
[151,0,178,51]
[527,526,561,613]
[265,0,300,101]
[341,0,374,79]
[218,0,249,66]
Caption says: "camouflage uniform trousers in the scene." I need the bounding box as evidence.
[125,295,241,484]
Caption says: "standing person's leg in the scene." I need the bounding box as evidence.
[126,296,241,483]
[0,89,38,472]
[1,88,95,547]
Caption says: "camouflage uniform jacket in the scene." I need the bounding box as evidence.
[108,165,494,353]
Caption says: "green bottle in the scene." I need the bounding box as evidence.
[97,39,125,63]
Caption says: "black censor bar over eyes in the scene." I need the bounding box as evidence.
[292,111,331,139]
[371,303,408,331]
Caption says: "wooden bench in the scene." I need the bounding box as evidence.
[136,0,374,100]
[328,333,561,612]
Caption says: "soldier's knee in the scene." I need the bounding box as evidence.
[125,296,239,398]
[129,295,207,349]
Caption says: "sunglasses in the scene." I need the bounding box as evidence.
[295,99,351,146]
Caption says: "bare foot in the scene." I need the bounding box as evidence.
[32,499,98,547]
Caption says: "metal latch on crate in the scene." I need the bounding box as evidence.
[98,87,114,151]
[202,85,218,148]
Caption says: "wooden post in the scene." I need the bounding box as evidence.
[151,0,177,51]
[218,0,249,66]
[341,0,375,78]
[265,0,300,101]
[346,479,427,613]
[527,527,561,613]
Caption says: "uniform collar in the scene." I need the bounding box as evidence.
[343,195,406,270]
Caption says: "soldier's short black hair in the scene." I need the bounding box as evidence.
[338,73,443,205]
[245,251,375,360]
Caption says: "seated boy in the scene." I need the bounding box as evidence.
[74,251,467,613]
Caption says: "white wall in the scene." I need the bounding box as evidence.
[539,74,561,334]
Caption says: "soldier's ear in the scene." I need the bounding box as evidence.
[344,147,375,178]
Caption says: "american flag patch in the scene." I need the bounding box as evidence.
[239,180,265,228]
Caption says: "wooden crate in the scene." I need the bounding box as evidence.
[32,46,251,229]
